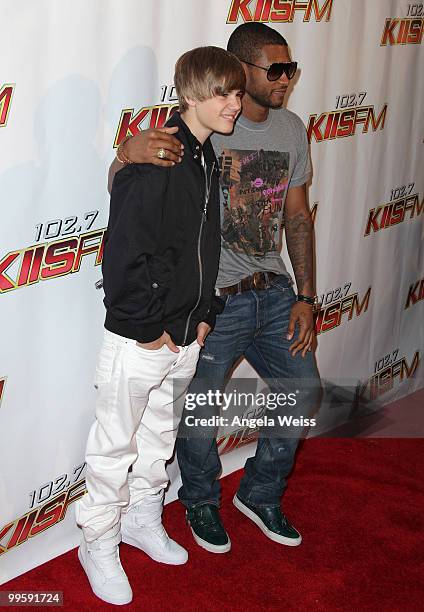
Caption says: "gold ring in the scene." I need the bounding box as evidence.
[157,148,167,159]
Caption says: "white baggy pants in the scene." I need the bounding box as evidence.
[75,329,201,542]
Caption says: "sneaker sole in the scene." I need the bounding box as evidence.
[189,526,231,554]
[78,547,133,605]
[232,495,302,547]
[121,532,188,565]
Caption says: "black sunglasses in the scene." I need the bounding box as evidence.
[241,59,298,81]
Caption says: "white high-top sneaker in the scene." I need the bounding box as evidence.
[121,490,188,565]
[78,523,133,606]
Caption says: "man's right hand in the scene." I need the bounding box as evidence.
[124,127,184,167]
[136,331,179,353]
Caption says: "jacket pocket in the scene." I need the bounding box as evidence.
[148,256,172,299]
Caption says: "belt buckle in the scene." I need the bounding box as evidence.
[252,272,261,290]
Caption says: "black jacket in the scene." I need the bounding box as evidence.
[103,112,224,346]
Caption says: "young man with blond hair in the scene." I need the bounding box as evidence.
[76,46,245,605]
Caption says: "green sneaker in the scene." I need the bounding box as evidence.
[233,494,302,546]
[186,504,231,553]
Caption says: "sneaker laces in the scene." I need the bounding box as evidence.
[197,506,223,533]
[131,505,169,543]
[92,546,124,580]
[271,511,295,534]
[145,514,169,542]
[260,507,287,532]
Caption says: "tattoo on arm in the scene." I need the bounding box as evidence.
[285,211,314,295]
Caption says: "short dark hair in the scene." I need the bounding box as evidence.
[227,23,288,62]
[174,46,246,113]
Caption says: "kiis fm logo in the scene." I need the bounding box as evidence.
[0,212,105,294]
[359,349,420,401]
[381,4,423,46]
[0,377,6,408]
[364,183,423,236]
[315,284,371,335]
[0,480,85,556]
[307,92,387,143]
[114,85,179,147]
[0,84,15,128]
[115,104,178,148]
[217,405,264,455]
[405,277,424,309]
[227,0,333,23]
[217,428,258,454]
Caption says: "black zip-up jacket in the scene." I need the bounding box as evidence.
[103,112,224,346]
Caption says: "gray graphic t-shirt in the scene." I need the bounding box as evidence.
[211,108,311,288]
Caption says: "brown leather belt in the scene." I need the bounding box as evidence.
[218,271,279,296]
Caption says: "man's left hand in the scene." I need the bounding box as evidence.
[286,302,315,357]
[196,322,212,347]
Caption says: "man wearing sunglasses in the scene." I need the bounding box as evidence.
[240,57,298,82]
[109,23,321,554]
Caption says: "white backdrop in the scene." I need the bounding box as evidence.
[1,0,423,583]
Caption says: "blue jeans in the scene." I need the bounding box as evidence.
[176,275,321,508]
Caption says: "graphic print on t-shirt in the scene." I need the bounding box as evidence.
[219,148,289,257]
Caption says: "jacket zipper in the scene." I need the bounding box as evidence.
[182,160,215,344]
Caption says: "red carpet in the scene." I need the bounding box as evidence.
[4,438,424,611]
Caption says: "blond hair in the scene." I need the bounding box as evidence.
[174,46,245,113]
